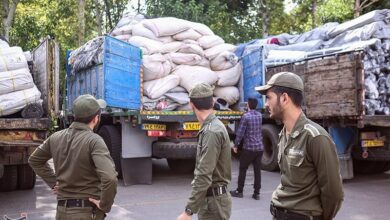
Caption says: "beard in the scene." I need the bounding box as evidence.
[268,99,283,121]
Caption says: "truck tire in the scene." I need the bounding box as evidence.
[98,125,122,178]
[261,124,280,171]
[167,159,195,173]
[17,164,36,190]
[353,160,390,174]
[152,141,197,159]
[0,165,18,192]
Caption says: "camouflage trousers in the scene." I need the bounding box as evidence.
[198,194,232,220]
[56,206,105,220]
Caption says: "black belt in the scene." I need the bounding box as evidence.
[58,199,95,208]
[206,185,227,197]
[270,203,322,220]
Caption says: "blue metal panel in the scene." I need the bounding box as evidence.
[329,126,356,154]
[66,36,142,112]
[240,47,264,109]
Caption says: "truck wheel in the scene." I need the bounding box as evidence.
[261,124,280,171]
[353,160,390,174]
[167,159,195,173]
[98,125,122,178]
[0,165,18,192]
[17,164,36,190]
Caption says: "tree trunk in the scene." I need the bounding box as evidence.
[354,0,379,18]
[354,0,361,17]
[78,0,86,46]
[95,0,102,36]
[311,0,317,28]
[104,0,113,31]
[1,0,20,41]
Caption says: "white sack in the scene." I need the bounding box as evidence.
[142,54,172,81]
[179,44,204,56]
[198,57,210,68]
[173,28,202,41]
[128,36,163,54]
[143,17,190,37]
[0,68,34,95]
[173,65,218,92]
[204,44,236,60]
[216,63,241,87]
[210,51,238,71]
[189,22,214,36]
[198,35,224,49]
[158,36,175,43]
[160,41,183,54]
[0,39,9,48]
[183,39,200,45]
[165,92,190,105]
[167,86,187,93]
[166,53,202,65]
[0,47,28,72]
[142,96,179,111]
[112,24,133,36]
[213,86,240,105]
[132,22,158,40]
[114,34,131,41]
[143,74,180,99]
[0,85,42,116]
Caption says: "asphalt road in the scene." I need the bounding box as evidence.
[1,158,389,220]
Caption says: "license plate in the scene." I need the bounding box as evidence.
[142,124,166,131]
[361,140,385,147]
[183,122,200,131]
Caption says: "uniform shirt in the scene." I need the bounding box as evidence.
[271,113,344,219]
[234,110,263,151]
[28,122,118,213]
[186,113,232,213]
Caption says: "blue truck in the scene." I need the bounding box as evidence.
[65,36,257,185]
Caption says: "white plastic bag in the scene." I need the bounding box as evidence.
[143,17,190,37]
[142,54,172,81]
[160,41,183,54]
[178,44,204,56]
[216,63,241,87]
[0,85,42,116]
[173,65,218,92]
[0,47,28,72]
[132,22,158,40]
[213,86,240,105]
[114,34,131,42]
[0,68,34,95]
[112,24,133,36]
[189,22,214,36]
[165,92,190,105]
[143,74,180,99]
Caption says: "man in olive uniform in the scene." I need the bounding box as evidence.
[256,72,344,220]
[177,83,232,220]
[29,94,118,220]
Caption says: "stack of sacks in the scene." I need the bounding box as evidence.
[0,42,42,116]
[111,16,241,111]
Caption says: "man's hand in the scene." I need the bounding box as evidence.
[52,182,59,195]
[89,198,102,210]
[176,212,192,220]
[233,146,238,154]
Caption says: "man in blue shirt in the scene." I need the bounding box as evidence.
[230,97,263,200]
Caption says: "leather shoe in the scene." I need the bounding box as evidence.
[252,193,260,200]
[230,190,243,198]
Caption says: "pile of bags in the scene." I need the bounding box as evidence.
[237,9,390,116]
[0,39,42,116]
[111,15,241,111]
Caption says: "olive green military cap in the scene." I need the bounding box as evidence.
[73,94,107,118]
[189,83,214,98]
[255,72,304,95]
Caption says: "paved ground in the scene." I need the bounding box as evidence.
[1,158,390,220]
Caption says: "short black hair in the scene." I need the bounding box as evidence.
[247,97,258,109]
[190,96,213,110]
[74,109,101,124]
[269,86,303,107]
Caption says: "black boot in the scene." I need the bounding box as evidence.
[230,189,243,198]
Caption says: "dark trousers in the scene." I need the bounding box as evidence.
[237,149,263,194]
